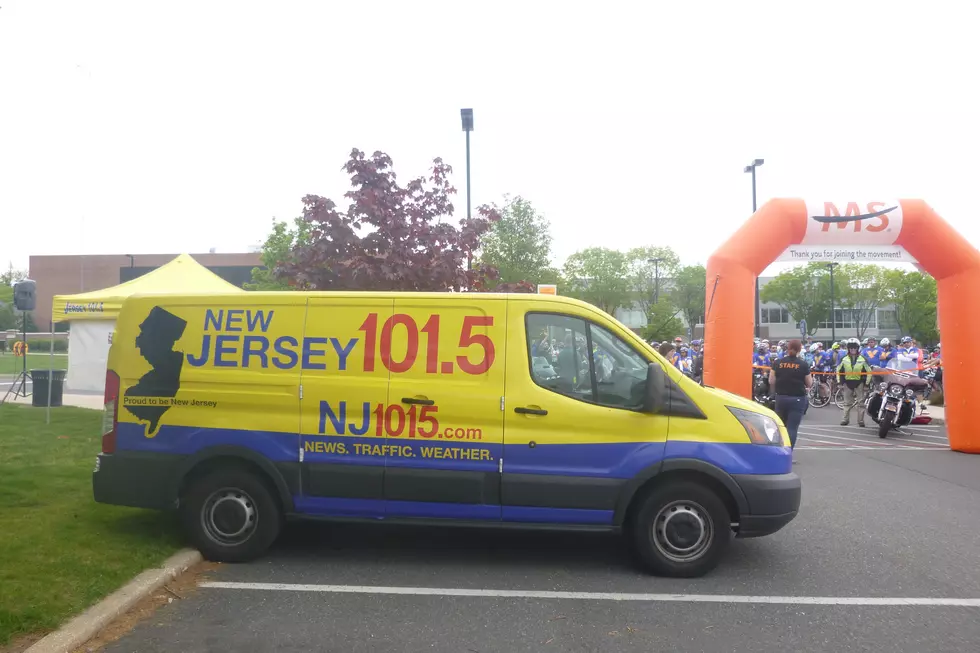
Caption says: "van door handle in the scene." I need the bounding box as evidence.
[401,397,435,406]
[514,406,548,416]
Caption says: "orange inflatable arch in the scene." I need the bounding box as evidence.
[704,198,980,453]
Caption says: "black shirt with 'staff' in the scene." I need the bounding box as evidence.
[772,355,810,397]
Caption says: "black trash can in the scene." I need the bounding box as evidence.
[31,369,67,407]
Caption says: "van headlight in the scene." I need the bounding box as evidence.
[728,407,784,446]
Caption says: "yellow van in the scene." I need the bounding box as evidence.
[93,291,800,577]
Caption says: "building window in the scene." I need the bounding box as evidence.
[817,309,877,330]
[760,308,790,324]
[878,309,900,329]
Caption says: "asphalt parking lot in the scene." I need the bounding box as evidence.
[103,405,980,653]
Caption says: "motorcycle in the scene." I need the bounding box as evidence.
[866,369,931,438]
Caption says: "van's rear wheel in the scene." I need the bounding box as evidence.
[181,468,282,563]
[630,481,731,578]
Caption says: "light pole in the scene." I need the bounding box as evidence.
[647,257,663,306]
[827,262,839,343]
[744,158,764,337]
[125,254,134,269]
[461,108,474,270]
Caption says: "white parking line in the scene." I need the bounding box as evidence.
[798,430,921,448]
[833,423,943,432]
[801,427,945,448]
[795,446,945,451]
[198,581,980,607]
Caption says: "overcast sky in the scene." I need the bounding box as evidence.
[2,0,978,278]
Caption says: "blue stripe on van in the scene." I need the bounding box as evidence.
[501,506,613,525]
[117,423,790,475]
[664,440,792,475]
[117,421,298,461]
[293,496,611,525]
[501,440,790,478]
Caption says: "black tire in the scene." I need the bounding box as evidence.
[878,414,892,439]
[630,481,732,578]
[180,466,282,563]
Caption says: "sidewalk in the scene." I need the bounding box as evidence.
[7,392,103,410]
[922,403,945,423]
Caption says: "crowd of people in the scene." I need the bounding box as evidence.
[649,337,704,381]
[647,334,942,384]
[648,333,942,449]
[751,335,942,379]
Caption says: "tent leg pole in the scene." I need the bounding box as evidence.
[46,320,53,424]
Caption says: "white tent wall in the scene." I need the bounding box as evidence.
[65,320,115,394]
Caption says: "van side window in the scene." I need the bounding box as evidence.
[525,313,594,403]
[525,314,650,410]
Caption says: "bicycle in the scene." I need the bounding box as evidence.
[807,373,835,408]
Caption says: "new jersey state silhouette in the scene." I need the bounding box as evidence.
[124,306,187,436]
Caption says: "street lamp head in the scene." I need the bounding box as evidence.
[743,165,753,173]
[753,158,765,167]
[460,108,474,132]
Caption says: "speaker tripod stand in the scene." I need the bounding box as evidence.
[1,314,32,406]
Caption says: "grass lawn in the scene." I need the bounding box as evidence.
[0,404,182,646]
[0,353,68,377]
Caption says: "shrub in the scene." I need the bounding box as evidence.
[23,337,69,353]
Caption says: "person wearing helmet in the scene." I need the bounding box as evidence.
[830,341,843,368]
[837,337,872,426]
[813,342,833,375]
[753,343,770,368]
[804,343,818,367]
[909,338,926,376]
[879,337,895,367]
[888,336,918,371]
[690,340,704,384]
[861,336,884,368]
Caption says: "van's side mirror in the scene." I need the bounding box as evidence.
[643,363,667,413]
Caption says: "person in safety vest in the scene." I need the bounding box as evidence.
[861,336,884,368]
[837,337,873,427]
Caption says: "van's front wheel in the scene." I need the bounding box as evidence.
[631,482,731,577]
[181,468,282,563]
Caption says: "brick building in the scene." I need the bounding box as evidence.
[28,252,262,327]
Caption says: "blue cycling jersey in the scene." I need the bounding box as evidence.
[861,346,884,367]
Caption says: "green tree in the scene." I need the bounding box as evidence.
[670,264,707,331]
[760,263,834,335]
[626,246,680,314]
[883,269,938,343]
[641,298,685,343]
[1,267,28,331]
[477,196,558,286]
[562,247,631,315]
[245,217,312,290]
[835,264,888,339]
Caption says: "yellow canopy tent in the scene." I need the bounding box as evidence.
[52,254,245,393]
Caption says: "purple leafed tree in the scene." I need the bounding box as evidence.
[280,149,503,292]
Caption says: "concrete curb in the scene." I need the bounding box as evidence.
[25,548,202,653]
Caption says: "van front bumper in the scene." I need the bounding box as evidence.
[731,472,801,537]
[93,452,181,511]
